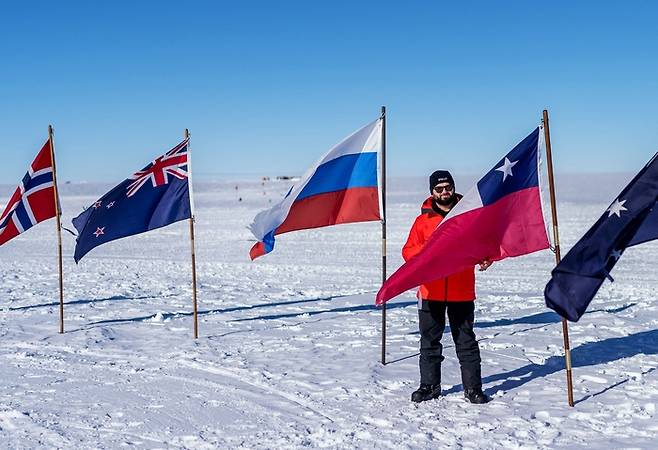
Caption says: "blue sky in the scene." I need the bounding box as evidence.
[1,1,657,182]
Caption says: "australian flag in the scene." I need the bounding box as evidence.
[72,139,192,262]
[545,152,658,322]
[0,140,57,246]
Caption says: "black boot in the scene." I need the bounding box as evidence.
[411,384,441,403]
[464,387,490,404]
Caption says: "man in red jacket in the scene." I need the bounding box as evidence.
[404,170,491,404]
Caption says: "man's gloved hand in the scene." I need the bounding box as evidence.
[478,259,493,271]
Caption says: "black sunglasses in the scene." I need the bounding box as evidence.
[433,185,454,193]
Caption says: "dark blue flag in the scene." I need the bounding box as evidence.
[72,139,191,262]
[545,153,658,321]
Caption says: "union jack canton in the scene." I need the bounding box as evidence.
[126,139,189,197]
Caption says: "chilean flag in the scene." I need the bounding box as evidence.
[249,118,382,260]
[376,127,550,305]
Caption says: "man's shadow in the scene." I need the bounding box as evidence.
[442,328,658,403]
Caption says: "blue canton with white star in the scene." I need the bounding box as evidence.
[477,128,540,206]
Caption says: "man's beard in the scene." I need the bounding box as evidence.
[435,194,456,207]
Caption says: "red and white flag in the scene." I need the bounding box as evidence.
[376,127,550,305]
[0,140,57,246]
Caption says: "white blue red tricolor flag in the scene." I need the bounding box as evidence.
[376,127,550,305]
[72,138,192,262]
[0,140,57,246]
[249,118,382,259]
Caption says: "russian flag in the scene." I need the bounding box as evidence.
[376,127,551,305]
[249,118,382,260]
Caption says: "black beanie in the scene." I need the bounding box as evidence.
[429,170,454,193]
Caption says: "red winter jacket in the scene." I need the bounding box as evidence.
[402,196,476,302]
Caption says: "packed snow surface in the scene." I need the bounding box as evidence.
[0,175,656,449]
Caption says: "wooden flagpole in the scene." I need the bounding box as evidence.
[542,109,574,407]
[48,125,65,334]
[185,128,199,339]
[381,106,387,365]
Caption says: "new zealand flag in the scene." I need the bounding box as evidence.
[545,152,658,321]
[72,139,192,262]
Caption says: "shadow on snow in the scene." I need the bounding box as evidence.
[229,300,417,322]
[8,294,176,311]
[82,293,383,326]
[440,327,658,404]
[47,292,651,403]
[476,303,635,329]
[399,304,636,336]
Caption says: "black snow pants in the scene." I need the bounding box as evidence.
[418,300,482,389]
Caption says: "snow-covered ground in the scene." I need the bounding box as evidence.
[0,175,657,449]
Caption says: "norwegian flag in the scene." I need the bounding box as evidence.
[72,138,192,262]
[0,140,57,246]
